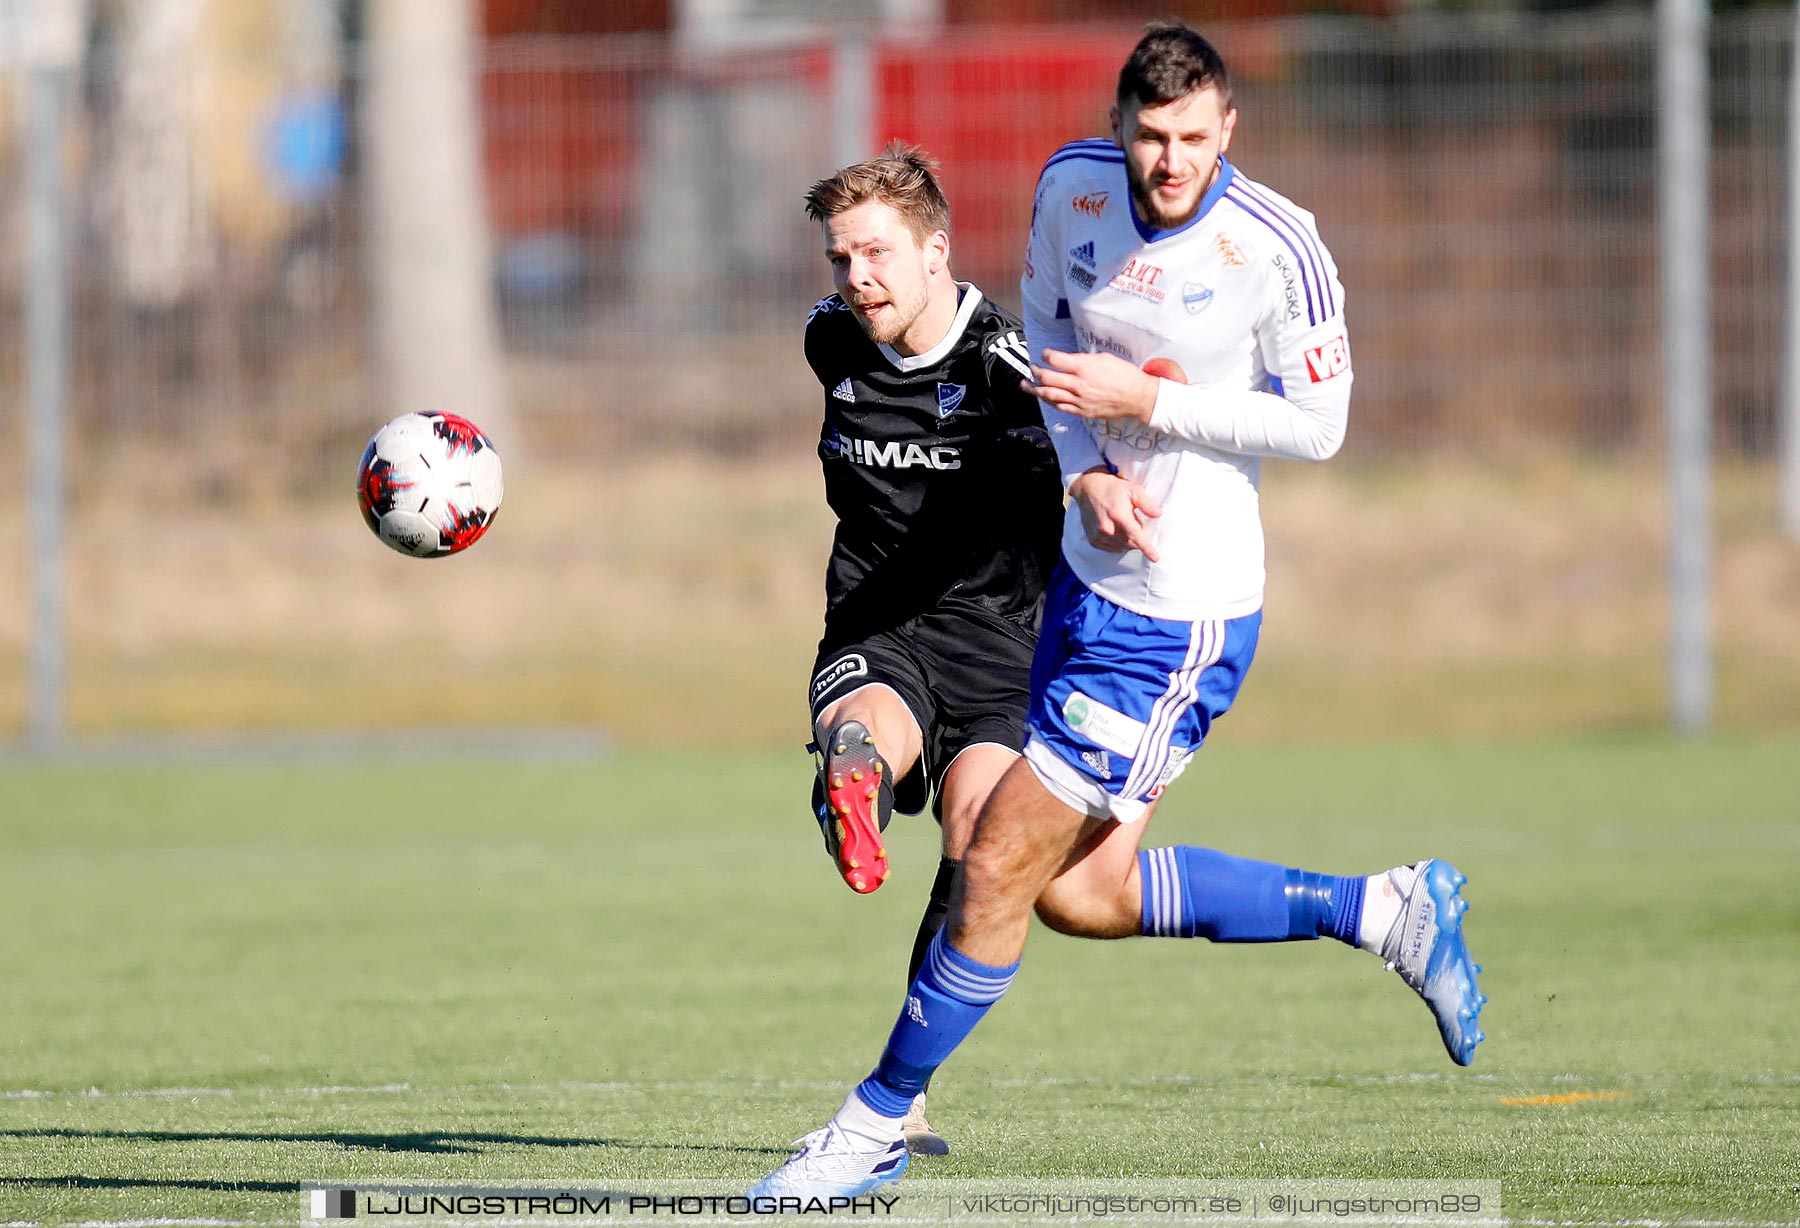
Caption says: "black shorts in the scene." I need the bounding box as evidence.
[808,605,1038,817]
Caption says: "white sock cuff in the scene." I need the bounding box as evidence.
[837,1088,905,1144]
[1356,863,1419,955]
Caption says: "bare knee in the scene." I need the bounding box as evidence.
[1034,877,1087,935]
[937,745,1015,861]
[1034,856,1141,940]
[957,836,1034,929]
[1035,874,1121,937]
[814,686,922,779]
[946,762,1091,956]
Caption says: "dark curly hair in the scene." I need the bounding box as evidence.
[1117,23,1232,110]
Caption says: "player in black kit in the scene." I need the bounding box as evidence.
[800,146,1062,1155]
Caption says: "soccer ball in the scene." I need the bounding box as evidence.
[356,412,504,557]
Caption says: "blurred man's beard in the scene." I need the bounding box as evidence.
[1128,164,1204,230]
[857,282,928,347]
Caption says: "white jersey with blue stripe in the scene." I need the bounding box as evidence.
[1021,140,1352,622]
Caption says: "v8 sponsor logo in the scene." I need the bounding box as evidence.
[1304,334,1350,382]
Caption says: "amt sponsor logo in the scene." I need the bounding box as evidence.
[1108,256,1166,304]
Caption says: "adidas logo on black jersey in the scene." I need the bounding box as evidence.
[832,378,855,402]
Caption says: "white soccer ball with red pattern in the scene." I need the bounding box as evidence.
[356,412,504,558]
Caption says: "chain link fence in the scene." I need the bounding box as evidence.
[0,11,1794,747]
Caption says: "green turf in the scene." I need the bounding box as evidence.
[1,738,1796,1224]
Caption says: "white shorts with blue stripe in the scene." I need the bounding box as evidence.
[1023,564,1261,824]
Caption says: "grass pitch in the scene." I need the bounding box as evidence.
[1,737,1796,1225]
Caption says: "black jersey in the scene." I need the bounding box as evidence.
[805,284,1063,642]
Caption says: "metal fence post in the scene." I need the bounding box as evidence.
[1782,3,1800,539]
[831,33,873,172]
[1659,0,1712,733]
[24,61,72,753]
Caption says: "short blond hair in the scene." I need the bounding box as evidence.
[803,142,950,242]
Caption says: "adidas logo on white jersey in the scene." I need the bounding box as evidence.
[831,379,855,402]
[1069,241,1096,267]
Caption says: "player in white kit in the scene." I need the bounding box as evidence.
[750,25,1485,1202]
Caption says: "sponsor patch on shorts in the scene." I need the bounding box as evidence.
[1061,690,1145,758]
[810,653,868,702]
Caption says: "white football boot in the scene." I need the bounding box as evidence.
[748,1121,909,1200]
[1377,859,1488,1065]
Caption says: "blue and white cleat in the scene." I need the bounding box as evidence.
[1378,859,1487,1065]
[748,1122,909,1201]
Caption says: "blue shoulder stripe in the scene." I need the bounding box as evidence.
[1038,139,1121,183]
[1041,138,1117,165]
[1231,178,1333,316]
[1043,149,1124,176]
[1227,180,1335,318]
[1224,187,1325,326]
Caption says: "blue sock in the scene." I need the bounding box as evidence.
[853,930,1018,1118]
[1139,846,1363,945]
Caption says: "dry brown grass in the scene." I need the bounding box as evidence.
[0,450,1793,746]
